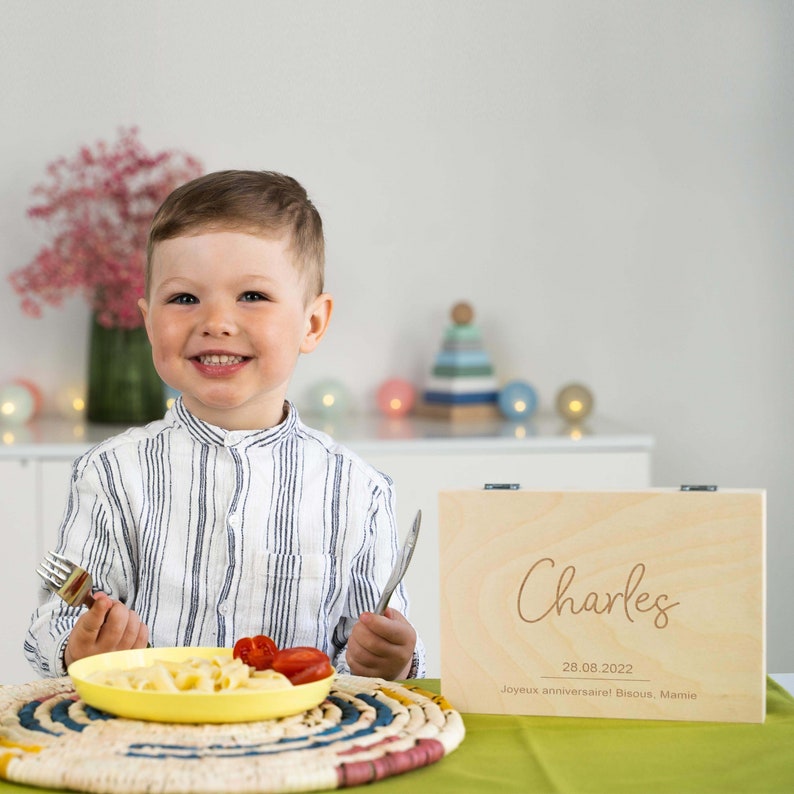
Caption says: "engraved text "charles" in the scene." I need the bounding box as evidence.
[516,558,680,629]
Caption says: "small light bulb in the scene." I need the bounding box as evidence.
[389,398,403,411]
[1,402,15,416]
[569,399,583,413]
[73,397,86,412]
[514,399,526,412]
[322,394,335,407]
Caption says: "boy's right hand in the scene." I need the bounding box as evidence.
[63,591,149,668]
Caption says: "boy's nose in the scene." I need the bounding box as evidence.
[199,303,237,336]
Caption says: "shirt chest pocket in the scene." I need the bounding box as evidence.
[260,552,331,582]
[254,553,336,626]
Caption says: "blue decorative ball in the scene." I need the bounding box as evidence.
[498,380,538,421]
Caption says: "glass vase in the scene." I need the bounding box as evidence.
[86,315,164,424]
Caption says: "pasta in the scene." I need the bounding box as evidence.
[86,655,293,693]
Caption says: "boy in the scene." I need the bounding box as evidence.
[26,170,424,681]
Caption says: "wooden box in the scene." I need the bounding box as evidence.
[439,488,766,723]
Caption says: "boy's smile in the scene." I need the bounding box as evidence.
[139,230,332,430]
[191,352,249,376]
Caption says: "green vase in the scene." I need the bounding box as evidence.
[86,315,164,424]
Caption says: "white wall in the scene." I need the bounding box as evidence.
[2,1,792,669]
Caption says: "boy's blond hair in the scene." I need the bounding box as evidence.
[146,170,325,299]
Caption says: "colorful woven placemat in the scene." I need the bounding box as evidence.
[0,675,465,793]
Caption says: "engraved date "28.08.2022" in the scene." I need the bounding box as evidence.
[562,662,634,675]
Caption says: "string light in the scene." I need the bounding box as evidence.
[56,383,87,421]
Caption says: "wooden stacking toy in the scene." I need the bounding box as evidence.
[416,302,501,421]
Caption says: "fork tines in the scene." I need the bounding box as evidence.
[36,551,96,610]
[37,552,71,583]
[36,561,67,589]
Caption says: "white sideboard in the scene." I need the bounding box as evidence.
[0,412,653,683]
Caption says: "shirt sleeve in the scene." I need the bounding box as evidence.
[24,458,88,677]
[330,476,427,678]
[24,449,138,677]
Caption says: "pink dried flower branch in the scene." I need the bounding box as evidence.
[10,128,203,329]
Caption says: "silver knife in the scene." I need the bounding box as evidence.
[375,509,422,614]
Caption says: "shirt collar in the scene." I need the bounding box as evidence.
[168,397,299,449]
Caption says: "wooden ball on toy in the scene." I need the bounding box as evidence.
[498,380,538,421]
[451,301,474,325]
[556,383,594,422]
[376,378,416,417]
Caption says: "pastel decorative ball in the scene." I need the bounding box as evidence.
[308,379,351,416]
[498,380,538,421]
[376,378,416,418]
[13,379,43,417]
[556,383,594,422]
[0,383,35,426]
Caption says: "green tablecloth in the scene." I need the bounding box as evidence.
[1,678,792,793]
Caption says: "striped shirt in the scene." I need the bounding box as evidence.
[25,399,424,678]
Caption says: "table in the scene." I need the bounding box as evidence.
[1,677,792,794]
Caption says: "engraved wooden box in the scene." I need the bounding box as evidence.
[439,489,766,723]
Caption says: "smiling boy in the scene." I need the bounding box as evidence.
[26,171,424,680]
[143,230,326,431]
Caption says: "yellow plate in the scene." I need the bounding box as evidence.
[68,647,335,724]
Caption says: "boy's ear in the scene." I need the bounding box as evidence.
[300,293,333,353]
[137,298,154,344]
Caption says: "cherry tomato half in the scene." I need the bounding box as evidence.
[233,634,278,671]
[288,660,335,686]
[272,647,333,684]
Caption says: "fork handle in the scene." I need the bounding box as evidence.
[82,592,96,609]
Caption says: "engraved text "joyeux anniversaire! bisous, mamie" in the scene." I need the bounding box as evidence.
[516,558,680,629]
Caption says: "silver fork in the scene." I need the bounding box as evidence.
[36,551,95,609]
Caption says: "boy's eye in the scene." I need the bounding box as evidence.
[168,293,198,305]
[240,291,268,302]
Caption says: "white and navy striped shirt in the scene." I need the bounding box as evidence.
[26,399,424,678]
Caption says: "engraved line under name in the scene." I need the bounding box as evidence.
[540,676,652,682]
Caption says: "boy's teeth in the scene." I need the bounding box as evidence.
[199,354,244,365]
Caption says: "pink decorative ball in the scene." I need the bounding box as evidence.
[14,379,43,417]
[376,379,416,418]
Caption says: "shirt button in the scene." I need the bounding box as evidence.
[225,432,241,446]
[228,514,241,528]
[218,602,230,616]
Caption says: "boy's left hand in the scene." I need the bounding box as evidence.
[347,608,416,680]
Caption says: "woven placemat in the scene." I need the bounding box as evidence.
[0,675,465,793]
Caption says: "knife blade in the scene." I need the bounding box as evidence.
[375,509,422,615]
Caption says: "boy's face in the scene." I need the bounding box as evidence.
[139,230,332,430]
